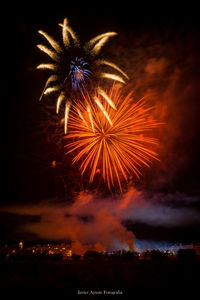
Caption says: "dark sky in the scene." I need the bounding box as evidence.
[1,1,200,246]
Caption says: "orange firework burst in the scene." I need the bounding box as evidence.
[65,84,160,191]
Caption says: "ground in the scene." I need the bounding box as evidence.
[1,255,199,298]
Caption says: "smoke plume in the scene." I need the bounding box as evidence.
[1,188,199,253]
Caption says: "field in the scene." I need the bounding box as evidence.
[1,253,199,297]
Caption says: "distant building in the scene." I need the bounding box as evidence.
[27,243,72,257]
[19,241,23,249]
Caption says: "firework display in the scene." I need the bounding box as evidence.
[65,85,160,191]
[2,9,200,297]
[36,17,161,191]
[37,18,128,133]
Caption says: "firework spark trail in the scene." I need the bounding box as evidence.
[56,93,65,113]
[64,101,71,134]
[37,18,128,133]
[39,75,58,101]
[97,60,129,80]
[44,85,61,95]
[37,44,60,62]
[65,85,160,191]
[97,87,117,110]
[37,63,57,71]
[84,32,118,54]
[38,30,62,53]
[101,73,126,84]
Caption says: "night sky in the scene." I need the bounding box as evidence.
[1,1,200,248]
